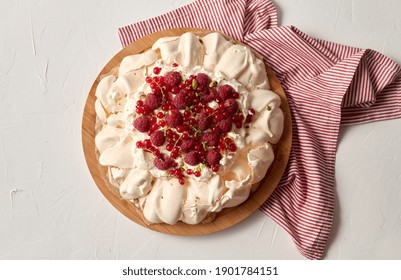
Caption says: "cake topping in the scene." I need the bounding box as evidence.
[129,66,249,185]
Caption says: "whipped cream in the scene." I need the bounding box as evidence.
[94,32,284,225]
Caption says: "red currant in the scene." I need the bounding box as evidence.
[136,141,144,148]
[153,67,161,75]
[212,165,219,172]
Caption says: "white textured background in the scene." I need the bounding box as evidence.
[1,0,400,259]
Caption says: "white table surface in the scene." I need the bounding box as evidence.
[1,0,400,260]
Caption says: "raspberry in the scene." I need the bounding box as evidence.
[184,151,200,166]
[154,153,173,170]
[218,118,233,133]
[224,98,239,115]
[144,93,162,110]
[196,73,210,88]
[150,130,165,147]
[206,149,222,166]
[201,132,219,147]
[173,93,189,110]
[217,84,233,101]
[197,111,212,131]
[180,139,195,153]
[133,116,151,133]
[166,110,183,128]
[200,88,216,103]
[164,71,182,87]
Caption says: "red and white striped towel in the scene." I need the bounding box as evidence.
[118,0,401,259]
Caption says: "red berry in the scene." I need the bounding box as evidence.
[184,151,200,166]
[155,149,162,156]
[232,91,240,99]
[172,93,188,110]
[177,125,185,133]
[206,149,222,166]
[212,165,219,172]
[205,107,213,115]
[143,139,152,148]
[154,153,173,170]
[228,143,237,152]
[157,112,164,119]
[217,84,233,101]
[222,111,230,119]
[200,88,216,103]
[144,94,162,110]
[225,137,233,144]
[136,141,144,149]
[224,99,239,115]
[194,171,201,177]
[152,86,161,94]
[194,105,202,113]
[171,87,180,95]
[133,116,151,133]
[166,143,174,151]
[212,125,221,134]
[150,130,165,147]
[186,169,193,175]
[213,112,223,122]
[136,100,144,107]
[196,73,210,88]
[181,139,195,153]
[136,107,144,114]
[218,118,233,133]
[145,76,153,83]
[197,112,212,131]
[166,110,183,128]
[164,71,182,87]
[189,118,197,126]
[153,67,161,75]
[150,82,157,89]
[201,132,219,147]
[166,129,173,138]
[142,105,151,115]
[172,63,179,67]
[179,179,185,185]
[217,143,225,150]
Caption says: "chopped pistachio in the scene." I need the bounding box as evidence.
[209,80,217,88]
[266,105,271,111]
[192,79,198,90]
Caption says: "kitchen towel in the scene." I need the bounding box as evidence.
[118,0,401,259]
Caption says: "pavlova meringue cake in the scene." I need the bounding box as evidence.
[94,32,284,225]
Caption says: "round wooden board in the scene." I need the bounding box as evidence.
[82,28,292,236]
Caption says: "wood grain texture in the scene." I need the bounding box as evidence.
[82,28,292,235]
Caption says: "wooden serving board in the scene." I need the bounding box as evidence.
[82,28,292,235]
